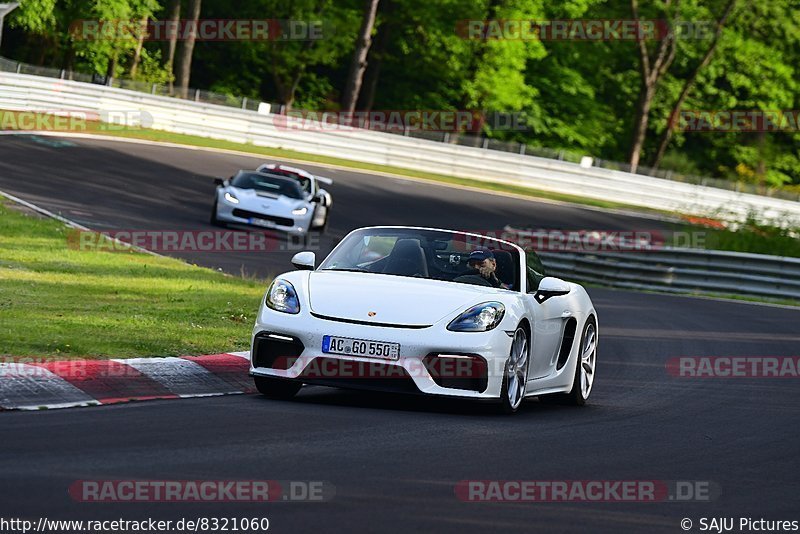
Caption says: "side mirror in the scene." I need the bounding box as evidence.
[534,277,570,303]
[213,178,225,186]
[291,251,316,271]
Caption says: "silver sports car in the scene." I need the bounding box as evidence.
[211,164,332,236]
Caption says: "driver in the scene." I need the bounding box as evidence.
[453,249,509,289]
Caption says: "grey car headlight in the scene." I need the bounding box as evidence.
[224,191,240,204]
[292,207,308,215]
[265,279,300,314]
[447,302,505,332]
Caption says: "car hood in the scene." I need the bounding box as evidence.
[307,271,500,327]
[228,187,307,212]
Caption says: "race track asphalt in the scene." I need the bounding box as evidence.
[0,134,798,533]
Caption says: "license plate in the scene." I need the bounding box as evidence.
[248,217,276,228]
[322,335,400,360]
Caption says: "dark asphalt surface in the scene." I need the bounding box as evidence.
[0,134,673,277]
[1,134,798,533]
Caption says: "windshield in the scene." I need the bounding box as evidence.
[267,168,313,194]
[231,172,304,199]
[319,228,521,291]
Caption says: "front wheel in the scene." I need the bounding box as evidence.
[498,327,529,414]
[310,205,328,231]
[210,199,224,227]
[254,376,302,400]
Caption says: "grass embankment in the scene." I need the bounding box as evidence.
[0,202,266,359]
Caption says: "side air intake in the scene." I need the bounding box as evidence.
[556,318,578,371]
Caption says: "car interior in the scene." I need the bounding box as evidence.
[347,236,520,290]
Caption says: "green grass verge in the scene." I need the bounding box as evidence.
[0,202,266,359]
[694,225,800,258]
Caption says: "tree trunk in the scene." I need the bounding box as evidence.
[166,0,181,94]
[755,130,766,188]
[356,0,393,111]
[457,0,501,142]
[628,84,655,173]
[650,0,737,169]
[175,0,201,99]
[341,0,380,114]
[105,53,117,81]
[628,0,678,174]
[61,43,75,75]
[129,17,148,79]
[272,72,303,112]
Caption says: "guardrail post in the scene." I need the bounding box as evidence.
[151,83,156,94]
[242,96,248,110]
[194,89,200,102]
[482,138,489,149]
[59,69,65,79]
[519,144,526,155]
[15,62,20,73]
[443,132,450,143]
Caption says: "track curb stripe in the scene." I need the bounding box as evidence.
[0,352,252,411]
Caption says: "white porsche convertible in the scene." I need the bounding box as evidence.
[250,226,598,413]
[211,165,332,235]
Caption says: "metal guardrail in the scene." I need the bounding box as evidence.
[1,70,799,229]
[538,248,800,301]
[2,55,797,203]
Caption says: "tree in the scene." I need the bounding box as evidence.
[650,0,737,169]
[165,0,181,93]
[341,0,380,113]
[628,0,679,173]
[175,0,201,99]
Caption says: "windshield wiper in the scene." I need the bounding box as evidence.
[322,267,373,273]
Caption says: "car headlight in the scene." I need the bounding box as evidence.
[292,207,308,215]
[447,302,505,332]
[265,279,300,314]
[224,192,239,204]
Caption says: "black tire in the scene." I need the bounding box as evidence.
[254,376,302,400]
[310,205,329,232]
[210,198,224,227]
[498,327,530,414]
[540,316,597,406]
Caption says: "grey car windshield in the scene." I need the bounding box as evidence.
[231,172,304,199]
[319,228,521,290]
